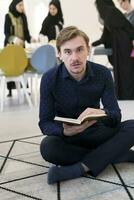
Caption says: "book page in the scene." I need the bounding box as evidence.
[54,116,81,125]
[81,113,107,123]
[54,113,107,125]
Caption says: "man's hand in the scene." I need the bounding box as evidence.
[14,37,24,46]
[63,120,96,136]
[78,107,106,121]
[63,108,105,136]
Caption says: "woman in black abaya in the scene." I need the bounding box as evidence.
[4,0,31,96]
[92,0,134,100]
[39,0,64,41]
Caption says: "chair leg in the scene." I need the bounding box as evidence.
[33,73,39,106]
[29,76,35,104]
[20,76,33,108]
[0,77,6,112]
[15,81,21,103]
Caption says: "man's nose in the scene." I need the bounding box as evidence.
[71,51,79,59]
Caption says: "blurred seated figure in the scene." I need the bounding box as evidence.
[39,0,64,42]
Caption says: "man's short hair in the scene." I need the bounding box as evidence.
[56,26,90,52]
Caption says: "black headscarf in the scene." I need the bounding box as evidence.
[95,0,115,7]
[47,0,64,25]
[52,0,64,24]
[40,0,64,40]
[9,0,23,17]
[95,0,131,28]
[8,0,31,43]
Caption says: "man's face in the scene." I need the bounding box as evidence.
[59,36,89,79]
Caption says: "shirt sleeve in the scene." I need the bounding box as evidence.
[38,73,63,136]
[92,27,110,47]
[101,69,121,127]
[40,18,48,36]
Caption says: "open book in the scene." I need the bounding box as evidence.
[54,113,107,125]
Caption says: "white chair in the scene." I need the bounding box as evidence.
[26,44,57,105]
[0,45,33,112]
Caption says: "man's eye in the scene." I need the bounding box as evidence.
[65,50,71,55]
[78,48,83,52]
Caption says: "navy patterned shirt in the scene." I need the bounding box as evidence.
[39,61,121,136]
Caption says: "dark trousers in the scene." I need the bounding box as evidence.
[40,120,134,177]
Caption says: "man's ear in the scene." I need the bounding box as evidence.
[87,46,90,54]
[86,46,90,57]
[58,51,63,61]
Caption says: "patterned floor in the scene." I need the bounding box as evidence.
[0,96,134,200]
[0,134,134,200]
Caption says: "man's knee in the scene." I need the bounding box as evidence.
[121,120,134,129]
[40,136,62,163]
[121,120,134,139]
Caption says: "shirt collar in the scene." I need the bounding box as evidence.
[61,61,94,80]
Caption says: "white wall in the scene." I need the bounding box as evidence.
[1,0,134,47]
[25,0,102,43]
[0,0,49,46]
[61,0,101,43]
[61,0,134,43]
[24,0,49,38]
[23,0,101,42]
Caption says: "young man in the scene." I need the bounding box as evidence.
[39,26,134,185]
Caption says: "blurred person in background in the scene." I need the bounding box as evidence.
[4,0,34,97]
[39,0,64,43]
[4,0,32,47]
[118,0,134,26]
[92,0,134,100]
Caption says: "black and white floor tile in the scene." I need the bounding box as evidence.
[0,100,134,200]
